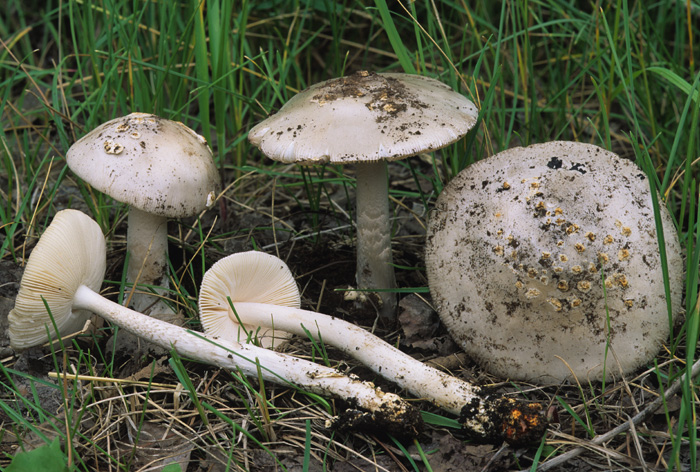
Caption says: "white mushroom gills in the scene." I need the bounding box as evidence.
[199,251,548,444]
[248,72,479,324]
[425,141,684,383]
[8,210,421,435]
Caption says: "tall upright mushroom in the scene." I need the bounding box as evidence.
[426,141,684,383]
[199,251,547,445]
[248,71,478,323]
[66,113,220,316]
[8,209,422,436]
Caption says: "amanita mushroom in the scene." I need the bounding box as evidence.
[66,113,220,316]
[248,71,478,323]
[199,251,547,445]
[425,141,684,383]
[8,209,422,436]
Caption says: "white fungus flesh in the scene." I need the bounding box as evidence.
[425,141,684,383]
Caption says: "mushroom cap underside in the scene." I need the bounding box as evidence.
[9,209,107,350]
[248,71,479,164]
[199,251,301,348]
[426,141,684,383]
[66,113,220,218]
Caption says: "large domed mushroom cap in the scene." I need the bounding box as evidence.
[426,141,684,383]
[248,71,478,164]
[66,113,219,218]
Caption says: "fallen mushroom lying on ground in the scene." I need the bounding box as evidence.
[426,141,684,383]
[8,209,422,437]
[198,251,548,445]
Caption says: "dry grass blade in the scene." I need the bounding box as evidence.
[528,357,700,471]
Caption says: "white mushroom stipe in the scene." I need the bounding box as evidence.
[199,251,548,444]
[355,161,395,314]
[66,113,220,316]
[125,207,168,309]
[70,285,418,433]
[426,141,684,383]
[248,71,479,324]
[8,210,422,436]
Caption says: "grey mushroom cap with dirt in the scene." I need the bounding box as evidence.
[7,209,423,437]
[248,71,479,324]
[426,141,684,384]
[66,113,220,317]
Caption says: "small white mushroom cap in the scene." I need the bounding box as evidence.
[199,251,300,348]
[66,112,219,217]
[248,71,478,164]
[9,209,106,350]
[426,141,684,383]
[66,113,220,315]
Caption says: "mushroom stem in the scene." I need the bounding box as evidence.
[219,301,547,444]
[229,302,473,413]
[355,161,397,323]
[69,285,419,434]
[199,251,548,445]
[126,207,170,315]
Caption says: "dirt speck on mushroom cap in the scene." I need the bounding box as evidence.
[248,71,478,164]
[426,141,684,383]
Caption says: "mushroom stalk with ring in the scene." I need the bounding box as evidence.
[355,160,397,320]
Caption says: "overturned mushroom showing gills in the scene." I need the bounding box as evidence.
[8,209,422,436]
[66,113,220,316]
[426,141,684,383]
[248,71,478,323]
[199,251,547,445]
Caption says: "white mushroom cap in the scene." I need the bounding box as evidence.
[248,71,478,164]
[9,209,106,350]
[426,141,684,383]
[66,113,219,218]
[199,251,300,348]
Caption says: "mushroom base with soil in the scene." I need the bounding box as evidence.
[199,251,548,445]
